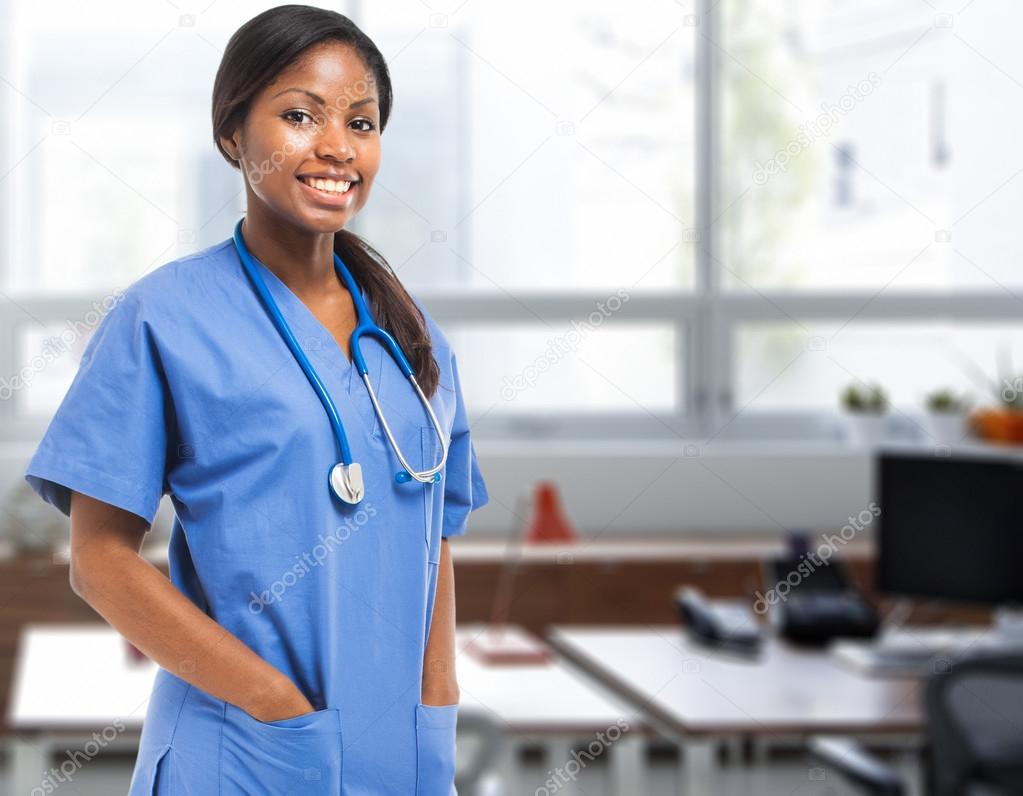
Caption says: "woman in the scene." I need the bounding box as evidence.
[24,5,488,794]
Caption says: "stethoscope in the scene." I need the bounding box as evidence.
[232,219,447,505]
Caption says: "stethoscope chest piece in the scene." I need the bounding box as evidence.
[330,462,365,504]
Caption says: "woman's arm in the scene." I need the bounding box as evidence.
[69,490,314,722]
[422,538,460,705]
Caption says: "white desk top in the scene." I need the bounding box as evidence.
[9,623,646,736]
[447,537,872,563]
[455,623,645,734]
[548,625,922,737]
[9,625,158,729]
[135,536,875,566]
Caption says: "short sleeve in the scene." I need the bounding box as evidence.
[24,290,174,526]
[441,351,489,539]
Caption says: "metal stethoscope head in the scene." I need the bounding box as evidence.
[232,219,448,505]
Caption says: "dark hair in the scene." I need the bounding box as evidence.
[211,4,439,397]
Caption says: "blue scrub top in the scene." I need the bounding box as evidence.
[24,236,489,795]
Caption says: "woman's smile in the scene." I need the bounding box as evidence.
[296,174,359,207]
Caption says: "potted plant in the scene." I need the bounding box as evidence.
[955,341,1023,444]
[840,382,889,447]
[969,374,1023,443]
[923,388,971,445]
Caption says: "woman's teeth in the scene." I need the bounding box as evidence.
[299,176,354,194]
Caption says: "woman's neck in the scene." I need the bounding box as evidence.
[240,211,340,299]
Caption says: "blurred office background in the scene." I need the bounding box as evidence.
[3,0,1023,794]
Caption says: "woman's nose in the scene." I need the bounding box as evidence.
[315,116,356,162]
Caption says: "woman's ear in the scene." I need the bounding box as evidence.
[219,129,242,162]
[219,141,238,162]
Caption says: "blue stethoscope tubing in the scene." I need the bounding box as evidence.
[232,218,447,505]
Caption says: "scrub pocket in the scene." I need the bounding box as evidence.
[220,703,343,795]
[415,702,458,796]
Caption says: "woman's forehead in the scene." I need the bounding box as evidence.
[268,43,376,102]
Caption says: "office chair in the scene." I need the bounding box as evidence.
[808,653,1023,796]
[454,706,504,796]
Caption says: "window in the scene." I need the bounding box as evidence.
[361,0,697,292]
[707,0,1023,443]
[736,322,1023,410]
[450,322,679,415]
[6,0,1018,443]
[719,0,1023,291]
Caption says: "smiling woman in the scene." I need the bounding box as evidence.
[211,5,441,400]
[222,43,378,221]
[22,4,489,796]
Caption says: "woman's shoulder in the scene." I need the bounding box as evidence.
[116,238,238,320]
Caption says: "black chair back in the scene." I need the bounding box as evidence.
[925,653,1023,796]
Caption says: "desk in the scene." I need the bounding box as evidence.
[548,625,922,796]
[7,623,649,796]
[7,624,156,794]
[456,624,651,795]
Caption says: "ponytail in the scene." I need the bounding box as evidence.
[333,230,439,397]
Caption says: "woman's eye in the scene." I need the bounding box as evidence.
[351,118,376,132]
[283,110,316,125]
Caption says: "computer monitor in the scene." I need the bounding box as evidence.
[877,449,1023,606]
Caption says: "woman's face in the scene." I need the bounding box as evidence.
[223,41,381,233]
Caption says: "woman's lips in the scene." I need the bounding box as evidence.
[296,176,357,207]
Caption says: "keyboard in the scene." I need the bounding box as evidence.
[831,627,1011,677]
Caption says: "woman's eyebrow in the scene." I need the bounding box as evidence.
[272,87,326,104]
[270,88,377,109]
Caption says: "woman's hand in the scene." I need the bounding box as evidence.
[67,492,319,728]
[246,674,317,722]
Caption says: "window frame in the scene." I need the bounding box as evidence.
[421,0,1018,444]
[7,0,1018,446]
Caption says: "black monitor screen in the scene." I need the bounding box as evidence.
[877,452,1023,605]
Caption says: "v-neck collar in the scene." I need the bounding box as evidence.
[241,248,382,400]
